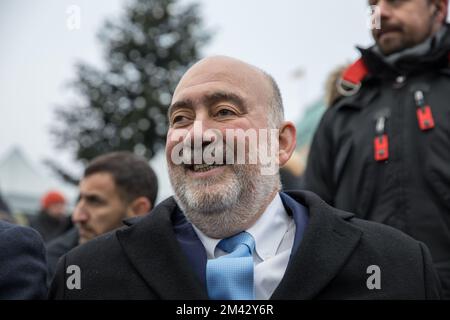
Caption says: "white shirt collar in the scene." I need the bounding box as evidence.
[192,193,292,261]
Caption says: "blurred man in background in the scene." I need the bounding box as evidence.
[29,190,72,243]
[46,151,158,285]
[303,0,450,298]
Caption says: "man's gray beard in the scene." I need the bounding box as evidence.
[169,164,280,238]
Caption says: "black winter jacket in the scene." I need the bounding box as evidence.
[303,26,450,298]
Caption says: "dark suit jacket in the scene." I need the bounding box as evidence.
[0,221,48,299]
[49,191,442,299]
[46,227,79,287]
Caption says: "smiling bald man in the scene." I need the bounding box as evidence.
[49,56,441,300]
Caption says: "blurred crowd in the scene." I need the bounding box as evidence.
[1,0,450,301]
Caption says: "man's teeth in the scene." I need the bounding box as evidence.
[192,164,224,172]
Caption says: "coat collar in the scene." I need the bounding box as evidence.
[271,191,361,299]
[117,191,362,300]
[358,23,450,78]
[117,197,208,300]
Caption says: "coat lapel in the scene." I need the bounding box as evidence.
[116,197,208,300]
[115,191,362,300]
[171,208,208,286]
[271,191,362,300]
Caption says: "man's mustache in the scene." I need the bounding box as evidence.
[76,224,96,236]
[178,142,231,165]
[374,23,403,38]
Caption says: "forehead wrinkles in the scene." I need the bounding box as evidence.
[174,67,271,108]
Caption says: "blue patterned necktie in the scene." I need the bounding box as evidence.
[206,231,255,300]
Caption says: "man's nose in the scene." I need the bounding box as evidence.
[185,112,220,143]
[377,0,393,19]
[72,202,89,223]
[189,120,223,150]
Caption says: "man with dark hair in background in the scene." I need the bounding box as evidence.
[303,0,450,298]
[46,151,158,284]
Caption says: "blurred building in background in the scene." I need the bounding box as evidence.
[0,147,77,218]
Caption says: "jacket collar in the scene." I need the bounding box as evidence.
[359,23,450,78]
[117,197,208,300]
[117,191,362,300]
[271,191,361,300]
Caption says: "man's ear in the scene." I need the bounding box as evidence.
[278,121,297,167]
[433,0,447,25]
[126,197,152,218]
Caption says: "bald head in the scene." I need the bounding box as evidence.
[172,56,284,128]
[166,56,296,239]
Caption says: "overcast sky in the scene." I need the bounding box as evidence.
[0,0,373,175]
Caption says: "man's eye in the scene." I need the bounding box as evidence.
[173,115,188,123]
[387,0,404,5]
[86,198,102,206]
[216,109,236,117]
